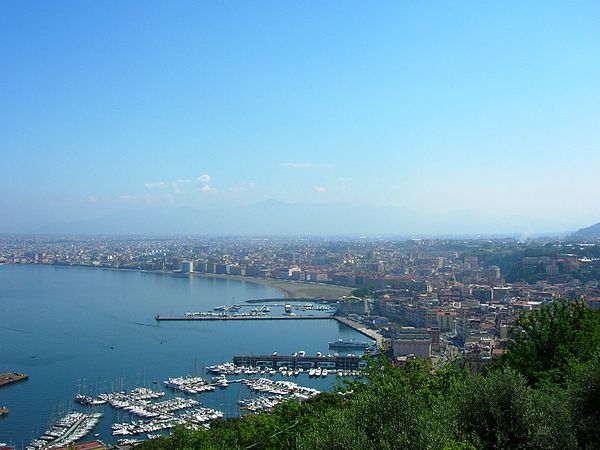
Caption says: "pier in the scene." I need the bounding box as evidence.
[155,314,332,321]
[0,372,28,388]
[245,297,337,304]
[233,354,367,370]
[154,314,385,347]
[334,316,385,347]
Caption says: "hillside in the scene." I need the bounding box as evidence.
[572,222,600,240]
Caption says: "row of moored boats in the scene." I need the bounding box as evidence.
[27,412,102,449]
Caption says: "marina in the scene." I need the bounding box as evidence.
[26,412,102,450]
[164,376,215,394]
[232,353,367,370]
[66,369,334,441]
[0,264,368,446]
[242,378,321,399]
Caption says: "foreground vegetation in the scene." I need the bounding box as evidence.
[141,299,600,449]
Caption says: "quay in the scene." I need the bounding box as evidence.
[155,314,332,321]
[245,297,336,304]
[154,314,385,347]
[0,373,28,388]
[334,316,385,347]
[233,354,367,370]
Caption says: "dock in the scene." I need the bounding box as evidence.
[154,314,385,347]
[233,354,366,370]
[0,372,28,388]
[245,297,337,304]
[333,317,385,347]
[155,314,332,321]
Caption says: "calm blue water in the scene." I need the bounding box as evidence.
[0,264,363,447]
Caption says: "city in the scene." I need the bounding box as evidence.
[2,233,599,376]
[2,0,600,448]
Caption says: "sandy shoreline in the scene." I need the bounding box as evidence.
[188,272,353,299]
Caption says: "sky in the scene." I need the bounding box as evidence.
[1,1,599,233]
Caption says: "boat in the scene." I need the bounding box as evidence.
[284,304,292,314]
[328,339,373,349]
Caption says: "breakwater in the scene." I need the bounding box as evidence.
[155,314,332,321]
[0,372,28,388]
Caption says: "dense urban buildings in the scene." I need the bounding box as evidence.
[3,235,599,374]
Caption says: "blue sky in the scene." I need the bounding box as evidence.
[1,1,599,232]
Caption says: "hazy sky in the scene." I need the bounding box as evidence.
[1,1,599,232]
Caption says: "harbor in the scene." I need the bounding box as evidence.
[0,264,369,446]
[22,360,358,447]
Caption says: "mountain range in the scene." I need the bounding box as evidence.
[33,200,580,237]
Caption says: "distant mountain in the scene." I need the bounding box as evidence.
[572,222,600,240]
[36,201,418,236]
[34,200,573,237]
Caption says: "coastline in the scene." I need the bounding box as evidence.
[188,272,353,299]
[190,272,292,298]
[13,263,353,300]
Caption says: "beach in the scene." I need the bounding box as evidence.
[189,272,354,299]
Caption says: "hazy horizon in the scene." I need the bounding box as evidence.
[2,1,599,234]
[1,199,591,237]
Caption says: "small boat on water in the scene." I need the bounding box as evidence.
[74,394,107,406]
[328,339,373,349]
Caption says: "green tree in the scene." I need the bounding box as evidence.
[571,354,600,448]
[499,298,600,387]
[454,367,576,450]
[300,359,459,449]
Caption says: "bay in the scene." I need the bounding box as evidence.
[0,264,363,447]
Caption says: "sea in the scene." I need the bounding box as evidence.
[0,264,365,448]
